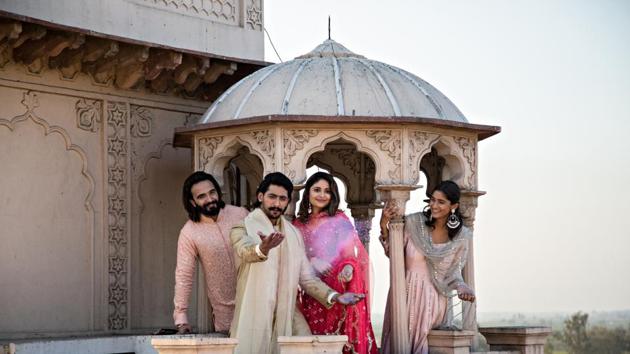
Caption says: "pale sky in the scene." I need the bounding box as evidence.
[264,0,630,314]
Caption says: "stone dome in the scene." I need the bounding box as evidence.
[200,39,467,124]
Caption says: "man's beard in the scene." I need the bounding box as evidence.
[197,201,220,217]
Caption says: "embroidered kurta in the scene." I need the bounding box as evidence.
[230,208,335,354]
[173,204,249,332]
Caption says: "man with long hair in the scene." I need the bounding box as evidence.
[173,171,248,334]
[230,172,365,354]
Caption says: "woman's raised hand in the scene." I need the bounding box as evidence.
[456,284,476,303]
[379,201,399,231]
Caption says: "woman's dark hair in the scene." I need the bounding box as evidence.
[297,172,341,223]
[182,171,225,222]
[423,180,464,239]
[253,172,294,208]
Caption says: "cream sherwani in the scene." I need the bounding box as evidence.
[230,208,334,354]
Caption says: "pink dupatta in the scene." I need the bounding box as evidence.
[293,211,377,354]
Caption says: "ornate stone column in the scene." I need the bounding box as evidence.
[377,185,415,354]
[285,186,303,221]
[459,190,485,345]
[349,204,375,252]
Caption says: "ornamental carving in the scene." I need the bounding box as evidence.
[366,130,401,180]
[106,101,129,330]
[454,136,476,189]
[283,129,318,165]
[409,131,439,183]
[250,130,275,163]
[75,99,102,132]
[198,136,224,170]
[130,105,152,138]
[141,0,238,24]
[246,0,263,30]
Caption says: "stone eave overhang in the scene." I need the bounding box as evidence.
[173,114,502,148]
[0,11,270,101]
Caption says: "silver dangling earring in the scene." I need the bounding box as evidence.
[446,209,461,229]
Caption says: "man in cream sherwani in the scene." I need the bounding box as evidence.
[230,172,364,354]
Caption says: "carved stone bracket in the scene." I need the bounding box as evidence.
[454,136,477,190]
[130,105,153,138]
[106,101,130,330]
[408,131,440,184]
[283,129,318,179]
[250,130,275,167]
[198,136,224,171]
[366,130,401,181]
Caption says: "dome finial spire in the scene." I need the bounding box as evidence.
[328,16,331,40]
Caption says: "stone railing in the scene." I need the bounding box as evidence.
[479,327,552,354]
[151,334,348,354]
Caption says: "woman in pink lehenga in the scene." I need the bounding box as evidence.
[379,181,476,354]
[292,172,378,354]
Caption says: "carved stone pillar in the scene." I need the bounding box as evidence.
[459,190,485,347]
[377,185,415,354]
[349,204,375,252]
[285,187,303,221]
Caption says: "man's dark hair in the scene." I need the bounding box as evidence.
[182,171,225,222]
[253,172,293,208]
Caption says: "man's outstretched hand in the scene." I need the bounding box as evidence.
[333,292,365,305]
[257,231,285,256]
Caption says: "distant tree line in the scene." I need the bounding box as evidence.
[545,312,630,354]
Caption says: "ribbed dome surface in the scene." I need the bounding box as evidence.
[200,39,467,123]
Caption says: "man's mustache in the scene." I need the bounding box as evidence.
[268,207,283,212]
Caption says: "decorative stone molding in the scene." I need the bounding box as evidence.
[75,98,102,132]
[250,130,275,164]
[427,329,475,354]
[245,0,263,30]
[408,131,439,184]
[454,136,476,189]
[283,129,318,179]
[366,130,401,180]
[277,335,348,354]
[140,0,239,24]
[198,136,224,171]
[106,101,130,330]
[130,105,153,138]
[480,327,552,354]
[0,18,253,100]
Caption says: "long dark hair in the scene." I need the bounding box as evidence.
[423,180,464,239]
[182,171,225,222]
[297,172,341,223]
[252,172,294,208]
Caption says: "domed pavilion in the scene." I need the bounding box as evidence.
[174,39,501,352]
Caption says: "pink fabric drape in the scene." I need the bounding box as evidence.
[293,211,377,354]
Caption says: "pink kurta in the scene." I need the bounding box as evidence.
[381,235,449,354]
[173,204,248,332]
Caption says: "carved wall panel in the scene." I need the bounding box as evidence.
[140,0,239,24]
[106,101,130,330]
[245,0,263,30]
[0,91,95,334]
